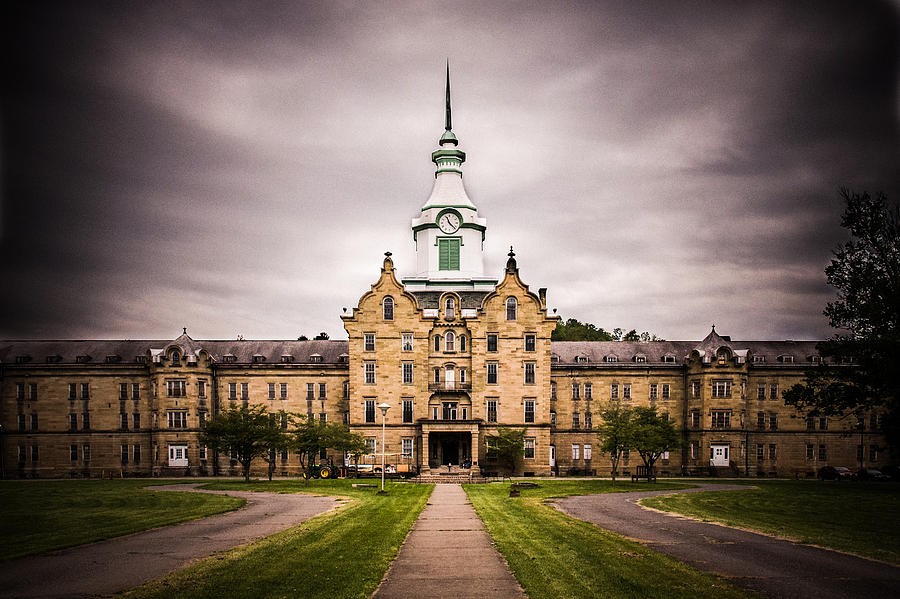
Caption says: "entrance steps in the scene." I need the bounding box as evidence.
[410,474,488,484]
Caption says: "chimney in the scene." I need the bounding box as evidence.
[538,288,547,307]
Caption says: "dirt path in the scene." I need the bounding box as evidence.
[372,484,525,599]
[0,483,342,598]
[553,483,900,599]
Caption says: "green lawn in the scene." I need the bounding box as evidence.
[0,480,244,561]
[642,479,900,564]
[123,479,432,599]
[464,480,756,599]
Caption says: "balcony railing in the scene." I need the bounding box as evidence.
[428,382,472,392]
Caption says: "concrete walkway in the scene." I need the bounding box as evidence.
[0,483,342,599]
[553,484,900,599]
[373,484,525,599]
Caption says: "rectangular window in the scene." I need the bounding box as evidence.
[487,333,498,352]
[438,238,461,271]
[133,412,141,430]
[365,400,376,423]
[524,362,535,384]
[402,333,414,351]
[17,414,25,431]
[690,441,699,460]
[690,410,700,428]
[487,400,497,423]
[70,444,78,461]
[584,444,592,460]
[307,383,315,399]
[585,411,593,429]
[82,444,91,462]
[120,383,129,400]
[229,383,237,399]
[711,410,730,429]
[572,444,580,460]
[572,412,580,429]
[524,334,536,352]
[268,383,276,400]
[712,380,731,398]
[343,381,350,399]
[280,383,288,399]
[768,444,777,460]
[770,384,779,400]
[524,399,535,423]
[82,412,90,430]
[870,445,879,462]
[806,416,815,430]
[28,383,37,401]
[15,383,25,401]
[611,383,619,400]
[133,444,141,464]
[433,368,441,384]
[69,413,77,431]
[818,444,827,461]
[319,383,326,399]
[434,335,441,352]
[691,380,700,399]
[120,413,128,430]
[649,384,658,400]
[167,380,186,397]
[364,333,375,352]
[403,399,413,423]
[199,411,207,428]
[128,382,139,401]
[571,382,580,400]
[524,438,535,459]
[870,413,879,430]
[402,362,414,384]
[121,444,129,465]
[402,438,413,459]
[459,368,467,383]
[241,383,249,400]
[662,383,670,399]
[487,362,498,384]
[757,384,766,400]
[819,416,828,430]
[769,413,778,430]
[167,411,187,428]
[432,406,439,420]
[758,412,766,430]
[319,413,326,424]
[623,383,631,400]
[68,383,77,400]
[584,383,592,400]
[806,444,814,460]
[80,383,89,400]
[756,443,764,461]
[365,362,376,384]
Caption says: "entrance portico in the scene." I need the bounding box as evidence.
[420,421,481,475]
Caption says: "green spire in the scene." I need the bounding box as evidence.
[445,60,452,132]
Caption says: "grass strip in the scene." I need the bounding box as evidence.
[465,481,756,599]
[641,479,900,564]
[0,479,244,561]
[123,479,432,599]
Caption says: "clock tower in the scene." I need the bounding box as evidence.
[402,66,496,292]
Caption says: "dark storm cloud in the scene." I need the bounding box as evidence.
[1,1,897,341]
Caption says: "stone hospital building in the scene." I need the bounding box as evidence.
[0,80,887,479]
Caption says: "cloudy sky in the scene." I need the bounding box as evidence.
[1,1,897,342]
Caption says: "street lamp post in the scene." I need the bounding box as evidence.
[377,403,391,494]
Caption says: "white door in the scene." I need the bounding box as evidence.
[710,444,729,467]
[549,445,556,468]
[445,366,455,390]
[168,445,188,467]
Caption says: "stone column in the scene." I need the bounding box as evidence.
[420,431,430,474]
[470,428,481,476]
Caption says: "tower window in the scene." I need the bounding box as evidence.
[438,238,460,271]
[506,297,517,320]
[445,331,455,352]
[383,296,394,321]
[445,297,455,320]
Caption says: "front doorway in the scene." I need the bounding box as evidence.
[430,432,471,468]
[710,444,730,467]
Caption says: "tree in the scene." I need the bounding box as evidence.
[292,418,367,484]
[552,318,664,342]
[313,332,330,340]
[595,402,633,485]
[199,405,286,482]
[485,426,526,474]
[628,406,679,479]
[784,190,900,452]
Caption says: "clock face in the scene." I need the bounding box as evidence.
[438,212,460,234]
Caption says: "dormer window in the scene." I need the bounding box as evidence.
[338,353,349,363]
[551,354,560,363]
[223,354,237,363]
[253,354,266,363]
[809,355,821,363]
[281,355,294,363]
[134,355,146,364]
[309,354,323,363]
[445,297,456,321]
[186,354,197,365]
[15,355,32,364]
[634,354,646,363]
[171,353,181,366]
[76,355,92,364]
[46,355,63,364]
[506,297,517,321]
[383,296,394,321]
[105,355,121,363]
[576,356,589,363]
[662,355,676,363]
[778,355,794,364]
[753,355,766,363]
[605,355,617,363]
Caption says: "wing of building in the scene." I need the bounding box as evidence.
[0,72,886,479]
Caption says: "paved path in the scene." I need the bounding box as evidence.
[553,484,900,599]
[0,483,342,599]
[373,484,525,599]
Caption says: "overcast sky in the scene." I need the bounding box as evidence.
[1,1,897,342]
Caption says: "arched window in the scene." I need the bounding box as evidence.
[383,296,394,320]
[445,331,455,352]
[445,297,455,320]
[506,297,517,321]
[459,335,467,352]
[434,335,441,352]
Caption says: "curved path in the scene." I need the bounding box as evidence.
[0,483,342,599]
[552,484,900,599]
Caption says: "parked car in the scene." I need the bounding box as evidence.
[857,468,890,481]
[818,466,857,481]
[878,465,900,481]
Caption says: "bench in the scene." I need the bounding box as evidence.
[631,465,656,482]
